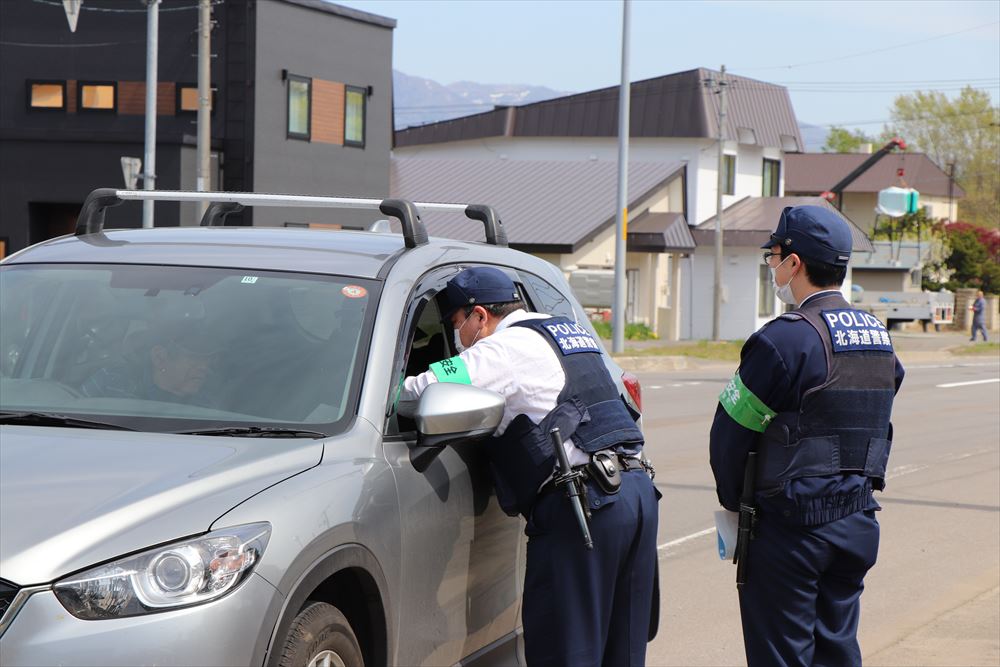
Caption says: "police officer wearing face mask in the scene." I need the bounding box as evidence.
[399,266,660,667]
[709,206,905,667]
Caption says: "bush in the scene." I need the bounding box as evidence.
[591,320,658,341]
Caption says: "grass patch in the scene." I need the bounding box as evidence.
[612,339,744,362]
[592,320,658,341]
[951,342,1000,356]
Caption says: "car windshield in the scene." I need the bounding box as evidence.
[0,263,377,435]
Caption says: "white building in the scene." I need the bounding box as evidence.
[393,68,822,340]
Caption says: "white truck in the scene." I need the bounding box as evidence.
[852,288,955,331]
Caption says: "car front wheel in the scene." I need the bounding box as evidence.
[278,601,363,667]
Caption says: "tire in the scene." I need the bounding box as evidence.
[278,601,364,667]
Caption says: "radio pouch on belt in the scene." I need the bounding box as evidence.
[587,451,622,495]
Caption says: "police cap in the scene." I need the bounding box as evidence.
[440,267,519,320]
[761,205,853,267]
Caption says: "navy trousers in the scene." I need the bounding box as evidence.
[739,509,880,667]
[522,470,659,667]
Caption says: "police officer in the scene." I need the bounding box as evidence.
[709,206,905,667]
[399,266,659,667]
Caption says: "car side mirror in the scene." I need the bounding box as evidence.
[409,383,504,472]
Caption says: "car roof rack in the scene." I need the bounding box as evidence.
[75,189,508,248]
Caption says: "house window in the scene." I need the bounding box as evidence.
[176,84,216,114]
[287,75,311,140]
[722,154,735,196]
[79,82,116,111]
[28,81,65,110]
[762,159,780,197]
[758,264,775,317]
[344,86,366,147]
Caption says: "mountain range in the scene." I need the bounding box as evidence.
[392,70,828,151]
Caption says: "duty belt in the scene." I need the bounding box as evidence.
[540,454,652,497]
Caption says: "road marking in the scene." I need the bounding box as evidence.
[657,447,995,555]
[935,378,1000,388]
[649,385,663,389]
[906,361,999,370]
[658,526,714,551]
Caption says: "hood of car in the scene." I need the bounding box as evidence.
[0,425,324,585]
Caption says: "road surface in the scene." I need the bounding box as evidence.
[639,357,1000,667]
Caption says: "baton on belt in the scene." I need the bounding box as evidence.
[734,451,757,588]
[549,427,594,550]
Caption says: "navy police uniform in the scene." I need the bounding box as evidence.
[710,207,905,667]
[400,268,659,667]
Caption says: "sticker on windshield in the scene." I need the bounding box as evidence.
[342,285,367,299]
[240,276,259,284]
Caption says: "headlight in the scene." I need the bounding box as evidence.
[53,523,270,619]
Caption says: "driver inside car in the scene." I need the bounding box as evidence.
[79,321,221,404]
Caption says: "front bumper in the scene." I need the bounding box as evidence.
[0,573,281,666]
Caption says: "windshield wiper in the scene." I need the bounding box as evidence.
[176,426,328,439]
[0,411,138,431]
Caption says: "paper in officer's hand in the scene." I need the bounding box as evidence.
[714,510,739,560]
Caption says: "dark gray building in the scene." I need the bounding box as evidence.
[0,0,395,256]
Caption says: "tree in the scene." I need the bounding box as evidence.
[822,126,876,153]
[884,87,1000,228]
[937,222,1000,293]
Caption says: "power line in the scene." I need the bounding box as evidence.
[30,0,223,12]
[737,20,1000,71]
[0,38,148,48]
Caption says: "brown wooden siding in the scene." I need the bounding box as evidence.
[117,81,176,115]
[118,81,145,115]
[157,82,175,116]
[66,80,77,113]
[311,78,344,145]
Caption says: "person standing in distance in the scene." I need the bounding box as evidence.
[970,289,989,342]
[398,266,659,667]
[709,206,905,667]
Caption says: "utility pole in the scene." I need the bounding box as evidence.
[612,0,631,354]
[142,0,160,228]
[712,65,728,341]
[196,0,212,219]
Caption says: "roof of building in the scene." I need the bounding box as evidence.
[627,212,695,252]
[395,68,803,151]
[390,158,686,252]
[784,152,965,198]
[694,196,875,253]
[279,0,396,29]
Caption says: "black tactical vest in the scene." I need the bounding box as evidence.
[756,294,896,494]
[484,316,644,517]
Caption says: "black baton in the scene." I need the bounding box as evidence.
[549,427,594,550]
[734,451,757,588]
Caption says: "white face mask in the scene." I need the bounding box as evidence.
[770,255,797,305]
[453,312,481,353]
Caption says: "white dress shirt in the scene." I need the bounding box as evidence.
[399,309,591,466]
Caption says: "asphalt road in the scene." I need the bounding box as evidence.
[637,357,1000,667]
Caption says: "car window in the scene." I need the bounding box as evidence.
[0,263,376,434]
[520,271,577,320]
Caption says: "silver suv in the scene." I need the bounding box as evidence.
[0,190,641,667]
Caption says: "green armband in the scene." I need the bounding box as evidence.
[719,373,776,433]
[429,356,472,384]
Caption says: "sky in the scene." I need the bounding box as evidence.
[337,0,1000,133]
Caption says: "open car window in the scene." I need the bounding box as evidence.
[0,263,377,435]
